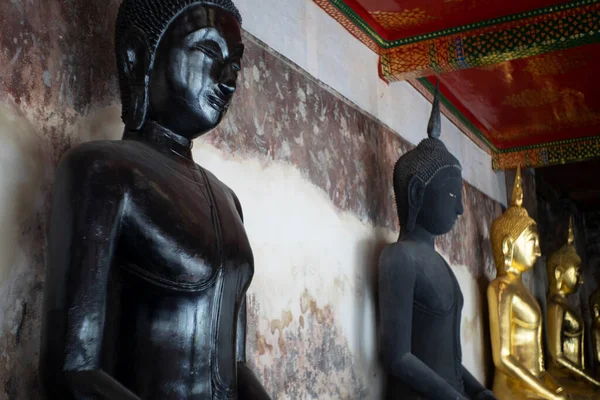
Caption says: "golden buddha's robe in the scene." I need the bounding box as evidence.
[545,217,599,398]
[489,277,566,400]
[488,167,572,400]
[593,320,600,378]
[589,291,600,379]
[547,297,599,398]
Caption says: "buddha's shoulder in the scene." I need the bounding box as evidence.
[549,296,578,314]
[488,276,520,296]
[548,295,569,307]
[59,140,135,167]
[56,140,143,185]
[489,275,511,287]
[379,241,424,273]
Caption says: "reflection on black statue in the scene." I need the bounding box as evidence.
[40,1,270,399]
[378,86,496,400]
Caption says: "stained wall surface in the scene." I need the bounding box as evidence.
[0,1,503,398]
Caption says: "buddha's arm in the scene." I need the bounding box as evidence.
[237,296,248,363]
[66,370,141,400]
[594,325,600,370]
[231,193,271,400]
[236,297,271,399]
[487,283,564,400]
[581,325,587,375]
[48,152,137,400]
[379,253,469,400]
[547,303,600,387]
[233,189,249,364]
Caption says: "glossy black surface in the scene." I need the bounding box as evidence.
[379,168,497,400]
[40,3,269,399]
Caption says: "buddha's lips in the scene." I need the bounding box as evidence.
[207,92,230,111]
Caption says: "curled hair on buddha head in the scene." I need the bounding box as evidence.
[115,0,242,130]
[491,166,537,272]
[392,82,462,232]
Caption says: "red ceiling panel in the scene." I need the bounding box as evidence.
[352,0,566,39]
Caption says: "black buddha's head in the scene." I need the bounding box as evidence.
[115,0,243,139]
[393,84,464,236]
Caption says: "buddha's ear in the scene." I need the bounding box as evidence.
[502,236,514,269]
[120,27,150,85]
[406,175,424,232]
[120,27,151,131]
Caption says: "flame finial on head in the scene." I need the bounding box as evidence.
[427,82,441,139]
[568,216,575,245]
[511,166,524,207]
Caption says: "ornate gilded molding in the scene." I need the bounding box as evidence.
[313,0,600,81]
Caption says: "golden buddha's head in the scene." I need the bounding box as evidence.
[548,217,583,296]
[491,167,541,275]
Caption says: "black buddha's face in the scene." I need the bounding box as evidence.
[148,5,243,139]
[417,168,464,235]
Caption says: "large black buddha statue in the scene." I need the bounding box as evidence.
[378,86,496,400]
[39,1,270,399]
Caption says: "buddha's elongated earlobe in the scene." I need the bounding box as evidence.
[118,27,151,131]
[126,76,149,131]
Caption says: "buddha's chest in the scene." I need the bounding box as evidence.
[117,156,253,292]
[563,309,583,336]
[413,254,463,314]
[512,286,541,327]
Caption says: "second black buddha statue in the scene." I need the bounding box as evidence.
[39,1,270,399]
[378,86,496,400]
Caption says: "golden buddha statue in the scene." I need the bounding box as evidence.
[488,167,569,400]
[590,289,600,378]
[547,218,600,396]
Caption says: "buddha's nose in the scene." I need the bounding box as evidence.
[218,65,237,97]
[218,82,235,97]
[456,200,464,216]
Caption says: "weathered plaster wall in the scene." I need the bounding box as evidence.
[234,0,507,207]
[0,0,503,398]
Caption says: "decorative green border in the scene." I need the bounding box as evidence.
[497,134,600,154]
[327,0,600,49]
[417,77,498,151]
[492,136,600,169]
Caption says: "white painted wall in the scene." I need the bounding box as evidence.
[235,0,507,206]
